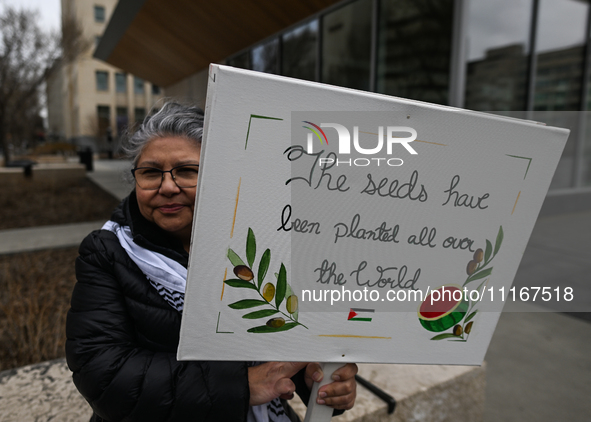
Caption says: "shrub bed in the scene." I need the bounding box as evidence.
[0,248,78,371]
[0,178,119,230]
[0,178,120,370]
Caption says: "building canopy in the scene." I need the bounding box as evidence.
[95,0,342,87]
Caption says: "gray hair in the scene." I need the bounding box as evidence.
[124,101,204,168]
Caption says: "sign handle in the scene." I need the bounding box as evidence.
[303,362,345,422]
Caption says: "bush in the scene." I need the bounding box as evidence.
[0,178,119,230]
[31,142,77,155]
[0,248,78,371]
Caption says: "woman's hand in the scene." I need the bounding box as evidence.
[304,362,358,410]
[248,362,308,406]
[248,361,358,410]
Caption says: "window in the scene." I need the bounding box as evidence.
[465,0,531,111]
[95,71,109,91]
[322,0,372,91]
[134,107,146,124]
[534,0,588,189]
[94,5,105,23]
[97,105,110,136]
[227,52,250,69]
[152,84,161,95]
[134,77,145,94]
[282,20,318,82]
[116,107,128,135]
[534,0,587,112]
[252,38,279,74]
[377,0,453,105]
[115,73,127,93]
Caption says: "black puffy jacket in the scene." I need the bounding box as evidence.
[66,192,310,421]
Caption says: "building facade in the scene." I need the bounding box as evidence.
[47,0,164,152]
[96,0,591,192]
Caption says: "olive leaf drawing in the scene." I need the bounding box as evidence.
[275,264,286,309]
[227,249,245,267]
[246,228,256,268]
[224,228,307,333]
[464,311,477,323]
[257,249,270,290]
[430,333,459,341]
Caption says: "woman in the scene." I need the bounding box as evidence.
[66,102,357,421]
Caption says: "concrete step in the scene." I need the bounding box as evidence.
[0,221,104,255]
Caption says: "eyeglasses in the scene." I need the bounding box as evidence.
[131,164,200,190]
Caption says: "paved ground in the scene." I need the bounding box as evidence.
[0,221,104,255]
[484,301,591,422]
[0,159,589,421]
[513,209,591,317]
[482,207,591,422]
[88,159,133,201]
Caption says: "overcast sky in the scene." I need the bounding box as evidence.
[0,0,61,31]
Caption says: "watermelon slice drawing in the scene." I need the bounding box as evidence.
[418,285,468,332]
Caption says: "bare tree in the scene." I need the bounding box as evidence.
[0,6,90,165]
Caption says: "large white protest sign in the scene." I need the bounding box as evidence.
[178,64,569,365]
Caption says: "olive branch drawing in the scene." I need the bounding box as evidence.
[225,228,307,333]
[428,226,504,341]
[463,225,504,288]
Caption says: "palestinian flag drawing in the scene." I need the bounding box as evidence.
[347,308,374,322]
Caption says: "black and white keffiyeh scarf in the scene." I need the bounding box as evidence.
[102,221,292,422]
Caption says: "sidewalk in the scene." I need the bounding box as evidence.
[1,159,589,421]
[0,221,104,255]
[484,301,591,421]
[87,159,133,201]
[483,206,591,421]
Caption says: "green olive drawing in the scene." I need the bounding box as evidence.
[465,321,473,334]
[286,295,298,314]
[263,283,275,302]
[453,324,463,336]
[266,317,285,328]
